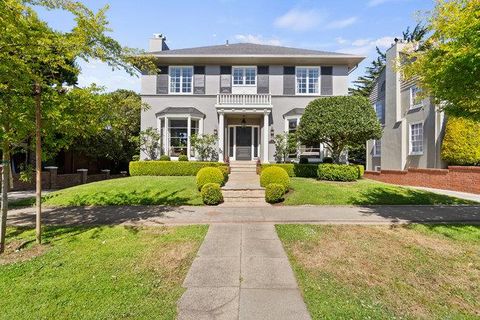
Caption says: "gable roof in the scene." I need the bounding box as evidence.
[283,108,305,118]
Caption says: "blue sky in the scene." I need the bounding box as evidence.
[37,0,434,92]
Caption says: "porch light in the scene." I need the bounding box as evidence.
[270,128,274,139]
[241,116,246,128]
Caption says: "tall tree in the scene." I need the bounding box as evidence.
[402,0,480,119]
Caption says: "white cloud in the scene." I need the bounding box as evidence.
[367,0,406,7]
[335,37,348,45]
[234,34,282,46]
[274,8,324,31]
[326,16,358,29]
[339,36,394,55]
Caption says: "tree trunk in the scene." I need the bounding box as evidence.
[0,140,9,254]
[34,83,42,245]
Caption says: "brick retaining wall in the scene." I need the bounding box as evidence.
[365,166,480,194]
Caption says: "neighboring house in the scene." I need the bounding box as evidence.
[140,34,364,162]
[366,40,446,171]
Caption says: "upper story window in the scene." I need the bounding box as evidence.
[374,102,384,123]
[169,66,193,94]
[232,67,256,86]
[410,85,423,109]
[409,122,424,155]
[296,67,319,95]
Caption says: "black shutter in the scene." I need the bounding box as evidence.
[283,66,295,95]
[194,66,205,94]
[321,66,333,95]
[257,65,269,94]
[156,65,169,94]
[220,66,232,93]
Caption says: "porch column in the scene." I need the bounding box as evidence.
[263,111,269,163]
[187,115,191,159]
[163,116,168,156]
[218,111,225,163]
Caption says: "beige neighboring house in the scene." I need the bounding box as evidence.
[140,34,364,163]
[366,40,447,171]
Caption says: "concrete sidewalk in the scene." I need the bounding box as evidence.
[178,224,310,320]
[406,186,480,203]
[7,205,480,226]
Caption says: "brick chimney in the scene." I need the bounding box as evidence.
[149,33,169,52]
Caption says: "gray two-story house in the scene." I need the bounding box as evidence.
[140,34,364,163]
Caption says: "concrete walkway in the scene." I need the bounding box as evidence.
[406,186,480,203]
[178,223,310,320]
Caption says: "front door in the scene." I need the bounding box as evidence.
[236,127,252,160]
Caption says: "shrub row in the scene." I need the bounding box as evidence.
[260,163,364,182]
[129,161,228,177]
[260,163,319,178]
[317,164,358,182]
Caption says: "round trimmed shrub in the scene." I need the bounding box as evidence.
[196,167,225,190]
[260,166,290,192]
[178,155,189,161]
[159,155,171,161]
[201,183,223,205]
[265,183,285,203]
[317,164,358,182]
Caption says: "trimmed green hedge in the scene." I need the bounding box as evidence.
[201,183,223,205]
[159,155,171,161]
[260,166,290,192]
[129,161,228,177]
[260,164,318,178]
[265,183,285,203]
[441,116,480,165]
[317,164,358,182]
[178,155,189,161]
[196,167,225,191]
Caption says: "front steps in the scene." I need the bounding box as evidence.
[221,161,269,207]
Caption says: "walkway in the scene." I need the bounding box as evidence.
[177,223,310,320]
[406,186,480,203]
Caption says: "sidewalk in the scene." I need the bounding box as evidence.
[178,224,310,320]
[405,186,480,203]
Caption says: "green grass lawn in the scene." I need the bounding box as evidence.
[0,225,207,319]
[284,178,476,205]
[277,224,480,319]
[42,176,202,207]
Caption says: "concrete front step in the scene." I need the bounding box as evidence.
[223,190,265,198]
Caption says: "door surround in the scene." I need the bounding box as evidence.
[227,125,260,161]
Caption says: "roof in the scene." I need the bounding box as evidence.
[155,107,205,118]
[151,43,349,56]
[148,43,365,70]
[283,108,305,118]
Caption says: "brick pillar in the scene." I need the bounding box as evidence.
[77,169,88,184]
[101,169,110,179]
[45,166,58,189]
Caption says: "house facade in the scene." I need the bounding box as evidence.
[140,34,364,162]
[366,40,446,171]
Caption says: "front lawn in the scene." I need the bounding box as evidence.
[277,224,480,319]
[0,225,208,319]
[43,176,203,207]
[284,178,476,205]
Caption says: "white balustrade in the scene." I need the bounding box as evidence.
[217,93,271,106]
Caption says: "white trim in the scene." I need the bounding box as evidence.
[168,66,194,95]
[232,66,257,87]
[156,113,202,159]
[409,121,424,155]
[295,66,320,95]
[227,124,261,161]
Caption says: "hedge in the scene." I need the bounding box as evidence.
[260,166,290,192]
[178,155,189,161]
[441,116,480,165]
[159,155,171,161]
[196,167,225,191]
[317,164,358,182]
[201,183,223,205]
[356,164,365,179]
[265,183,285,203]
[129,161,229,177]
[260,164,318,178]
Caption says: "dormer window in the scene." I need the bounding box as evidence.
[296,67,319,94]
[169,66,193,94]
[232,67,257,86]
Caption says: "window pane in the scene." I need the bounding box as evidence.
[233,68,244,85]
[169,67,192,93]
[288,119,298,133]
[410,123,423,154]
[253,127,259,157]
[308,68,319,94]
[296,68,307,94]
[245,68,256,85]
[229,127,234,157]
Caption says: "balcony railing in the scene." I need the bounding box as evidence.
[216,93,271,106]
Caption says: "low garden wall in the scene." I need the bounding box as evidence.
[364,166,480,194]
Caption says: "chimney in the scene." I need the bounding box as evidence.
[149,33,169,52]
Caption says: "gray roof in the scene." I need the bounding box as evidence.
[156,107,205,118]
[151,43,351,57]
[283,108,305,118]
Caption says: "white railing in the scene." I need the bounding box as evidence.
[216,93,271,106]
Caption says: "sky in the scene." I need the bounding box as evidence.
[36,0,435,93]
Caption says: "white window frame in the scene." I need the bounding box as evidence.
[372,139,381,157]
[284,116,301,133]
[232,66,257,87]
[168,66,194,94]
[295,66,320,95]
[409,121,424,155]
[409,85,423,110]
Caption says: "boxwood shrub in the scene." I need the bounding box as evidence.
[260,166,290,192]
[317,164,358,182]
[265,183,285,203]
[178,155,189,161]
[129,161,228,177]
[196,167,225,191]
[260,164,318,178]
[159,155,171,161]
[201,183,223,205]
